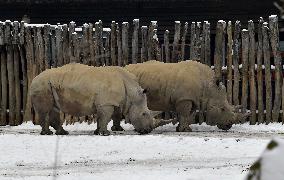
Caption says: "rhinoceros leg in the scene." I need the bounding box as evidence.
[94,105,114,136]
[49,109,69,135]
[111,107,124,131]
[176,100,195,132]
[39,112,53,135]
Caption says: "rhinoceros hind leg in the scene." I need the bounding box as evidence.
[39,113,53,135]
[111,107,124,131]
[49,109,69,135]
[94,105,114,136]
[176,100,195,132]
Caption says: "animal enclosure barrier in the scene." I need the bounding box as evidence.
[0,15,282,126]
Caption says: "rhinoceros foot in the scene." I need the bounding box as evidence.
[94,129,111,136]
[217,124,232,131]
[40,129,53,135]
[55,129,69,135]
[111,125,124,131]
[176,125,192,132]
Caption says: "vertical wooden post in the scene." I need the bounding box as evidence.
[148,21,157,60]
[241,29,249,122]
[110,21,116,66]
[55,25,63,67]
[257,18,264,123]
[72,32,80,63]
[122,22,129,66]
[94,22,100,66]
[190,22,196,59]
[43,24,51,69]
[88,23,95,66]
[105,30,111,66]
[99,20,104,66]
[195,22,202,61]
[82,23,90,65]
[227,21,233,104]
[132,19,139,64]
[141,26,148,63]
[181,22,188,61]
[214,20,226,81]
[204,21,211,65]
[116,24,122,66]
[172,21,181,62]
[164,30,170,63]
[153,29,161,61]
[5,20,15,125]
[269,15,282,122]
[233,21,241,106]
[62,24,69,65]
[68,21,76,64]
[248,20,257,124]
[0,22,6,125]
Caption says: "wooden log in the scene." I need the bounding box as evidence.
[37,27,45,72]
[61,24,68,65]
[55,25,63,67]
[164,30,170,63]
[68,21,75,64]
[214,20,226,81]
[110,21,116,66]
[204,21,211,65]
[0,22,4,46]
[82,23,90,65]
[257,18,264,124]
[172,21,181,62]
[122,22,129,66]
[0,47,6,125]
[51,30,57,67]
[19,44,27,114]
[226,21,233,104]
[141,26,148,63]
[94,22,101,66]
[241,29,249,122]
[153,29,161,61]
[190,22,196,59]
[132,19,139,64]
[195,22,202,61]
[104,30,110,66]
[269,15,282,123]
[98,20,104,66]
[233,21,241,105]
[5,21,16,125]
[148,21,157,60]
[43,24,51,69]
[263,23,272,123]
[88,23,95,66]
[71,32,80,63]
[116,24,122,66]
[181,22,188,61]
[248,20,257,124]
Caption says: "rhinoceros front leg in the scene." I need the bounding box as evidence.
[94,105,114,136]
[49,109,69,135]
[176,100,195,132]
[111,107,124,131]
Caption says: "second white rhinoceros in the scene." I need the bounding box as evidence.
[30,63,172,136]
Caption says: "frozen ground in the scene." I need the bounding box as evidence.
[0,121,283,180]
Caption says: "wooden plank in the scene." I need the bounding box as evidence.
[82,23,89,65]
[147,21,157,60]
[110,21,116,66]
[257,18,264,124]
[132,19,139,64]
[214,20,226,81]
[248,20,257,124]
[122,22,129,66]
[241,29,249,122]
[164,30,170,63]
[88,23,95,66]
[55,25,63,67]
[72,32,80,63]
[5,21,16,125]
[195,22,201,61]
[98,20,104,66]
[116,23,122,66]
[153,29,161,61]
[68,21,75,64]
[104,30,110,66]
[51,30,57,67]
[190,22,196,59]
[233,21,241,106]
[94,22,101,66]
[204,21,211,65]
[0,22,4,46]
[269,15,282,123]
[141,26,148,63]
[172,21,181,62]
[181,22,188,61]
[37,27,45,72]
[226,21,233,104]
[61,24,68,65]
[0,47,6,125]
[43,24,51,69]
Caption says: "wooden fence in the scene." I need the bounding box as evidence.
[0,15,282,126]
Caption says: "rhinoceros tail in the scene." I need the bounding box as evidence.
[48,81,61,111]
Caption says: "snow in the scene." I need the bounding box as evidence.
[0,122,283,180]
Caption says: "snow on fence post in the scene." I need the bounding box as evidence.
[0,22,5,125]
[55,25,63,67]
[214,20,226,81]
[204,21,211,66]
[181,22,188,61]
[257,18,264,124]
[190,22,196,59]
[12,21,21,125]
[241,29,249,122]
[233,21,241,106]
[172,21,181,62]
[148,21,157,60]
[195,22,202,61]
[82,23,90,65]
[88,23,95,66]
[263,23,272,123]
[248,20,257,124]
[132,19,139,64]
[141,26,148,63]
[5,20,16,125]
[269,15,282,123]
[226,21,233,104]
[116,23,122,66]
[164,30,170,63]
[105,30,111,66]
[122,22,129,66]
[110,21,116,66]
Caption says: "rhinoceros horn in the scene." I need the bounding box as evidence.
[153,118,176,129]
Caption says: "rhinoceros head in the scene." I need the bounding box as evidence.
[205,81,250,130]
[126,89,174,134]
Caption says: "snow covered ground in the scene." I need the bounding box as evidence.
[0,121,283,180]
